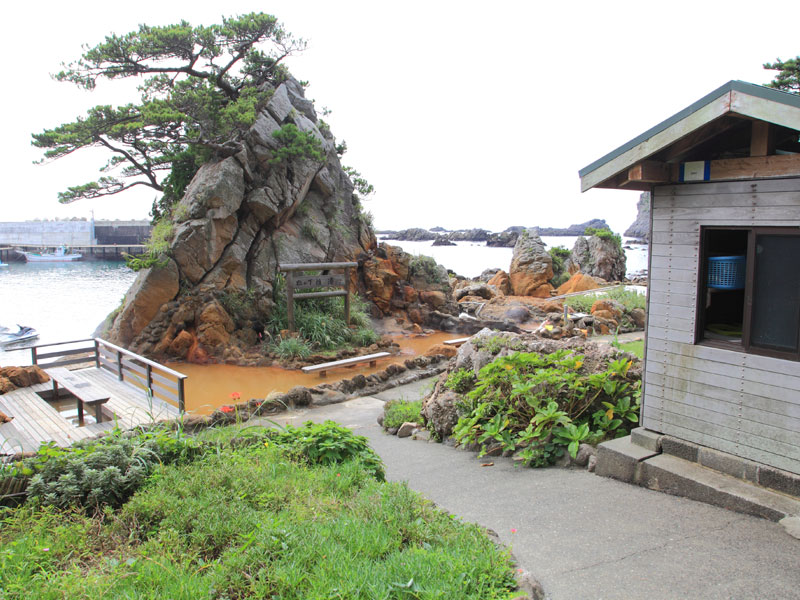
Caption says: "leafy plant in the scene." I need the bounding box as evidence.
[549,245,572,287]
[445,368,477,394]
[452,350,641,467]
[472,335,525,355]
[409,255,449,287]
[383,400,423,430]
[267,420,385,480]
[124,218,174,271]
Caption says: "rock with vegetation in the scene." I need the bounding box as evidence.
[624,192,650,241]
[509,229,554,297]
[566,229,626,282]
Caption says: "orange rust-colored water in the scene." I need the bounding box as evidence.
[170,332,454,415]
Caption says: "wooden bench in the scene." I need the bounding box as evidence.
[301,351,391,377]
[45,367,110,425]
[443,337,471,346]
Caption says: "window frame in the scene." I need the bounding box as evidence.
[696,226,800,361]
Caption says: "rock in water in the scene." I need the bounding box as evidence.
[624,192,650,241]
[105,74,376,359]
[568,234,626,282]
[509,229,554,297]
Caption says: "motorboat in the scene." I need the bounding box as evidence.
[16,245,82,262]
[0,325,39,346]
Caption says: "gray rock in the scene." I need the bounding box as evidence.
[265,83,294,123]
[569,234,626,282]
[311,389,347,406]
[509,229,554,296]
[397,422,417,438]
[421,389,461,439]
[587,454,598,472]
[624,192,650,241]
[573,443,597,467]
[285,385,312,407]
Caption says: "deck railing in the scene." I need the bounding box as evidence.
[30,338,187,413]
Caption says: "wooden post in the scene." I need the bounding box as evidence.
[116,350,124,381]
[177,377,185,413]
[30,346,38,366]
[146,364,153,397]
[287,272,295,332]
[94,339,100,369]
[344,266,351,326]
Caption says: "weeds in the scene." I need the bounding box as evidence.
[383,400,423,430]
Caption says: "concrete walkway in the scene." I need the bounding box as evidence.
[264,378,799,600]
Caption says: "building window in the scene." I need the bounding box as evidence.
[698,227,800,360]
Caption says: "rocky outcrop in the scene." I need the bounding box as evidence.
[624,192,650,241]
[556,272,600,296]
[105,75,377,359]
[381,228,437,241]
[567,234,626,282]
[485,230,518,247]
[0,365,50,396]
[535,219,611,236]
[509,229,554,297]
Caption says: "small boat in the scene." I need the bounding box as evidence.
[0,262,7,267]
[17,245,82,262]
[0,325,39,346]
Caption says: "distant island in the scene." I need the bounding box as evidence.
[378,219,613,247]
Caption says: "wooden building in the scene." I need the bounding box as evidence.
[580,80,800,476]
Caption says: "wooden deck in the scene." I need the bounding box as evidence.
[0,367,180,455]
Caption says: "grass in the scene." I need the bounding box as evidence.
[0,424,517,599]
[615,339,644,358]
[383,400,423,429]
[566,286,646,313]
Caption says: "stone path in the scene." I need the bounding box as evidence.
[260,378,800,600]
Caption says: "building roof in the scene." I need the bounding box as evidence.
[579,81,800,192]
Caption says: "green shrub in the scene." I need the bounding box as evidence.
[566,286,645,314]
[472,334,525,355]
[584,226,622,251]
[549,245,571,287]
[125,218,174,271]
[271,336,311,359]
[219,287,257,323]
[453,351,641,467]
[270,123,324,165]
[267,420,385,481]
[348,327,378,347]
[409,254,448,286]
[383,400,423,430]
[7,427,203,511]
[445,368,477,394]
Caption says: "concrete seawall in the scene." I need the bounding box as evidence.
[0,220,152,246]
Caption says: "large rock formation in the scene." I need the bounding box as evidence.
[624,192,650,241]
[106,75,377,359]
[509,229,554,297]
[567,234,627,282]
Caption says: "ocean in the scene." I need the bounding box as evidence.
[382,236,649,279]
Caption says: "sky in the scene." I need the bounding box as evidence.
[3,1,798,234]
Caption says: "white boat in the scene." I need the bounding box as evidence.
[17,246,82,262]
[0,325,39,346]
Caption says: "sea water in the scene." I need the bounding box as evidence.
[0,260,136,367]
[382,237,648,279]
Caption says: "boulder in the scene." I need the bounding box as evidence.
[556,273,600,296]
[487,270,511,295]
[424,344,458,358]
[397,422,417,438]
[0,366,49,388]
[286,386,313,407]
[624,192,650,241]
[454,284,495,301]
[630,307,646,329]
[196,301,235,349]
[421,389,461,439]
[168,330,195,358]
[108,259,180,347]
[568,234,626,282]
[591,299,624,320]
[509,229,554,297]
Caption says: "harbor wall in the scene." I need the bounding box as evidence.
[0,220,152,246]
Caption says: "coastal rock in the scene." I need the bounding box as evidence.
[105,72,381,359]
[109,258,180,347]
[568,234,626,282]
[556,272,600,296]
[432,236,455,246]
[487,270,512,295]
[624,192,650,241]
[485,230,518,247]
[509,229,554,297]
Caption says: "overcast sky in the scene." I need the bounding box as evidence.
[3,1,797,233]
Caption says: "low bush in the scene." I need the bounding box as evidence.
[453,350,640,467]
[382,400,423,430]
[445,368,476,394]
[566,286,646,314]
[409,254,449,287]
[266,420,385,481]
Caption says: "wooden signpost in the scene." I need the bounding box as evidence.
[278,262,358,332]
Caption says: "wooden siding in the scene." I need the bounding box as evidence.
[645,178,800,475]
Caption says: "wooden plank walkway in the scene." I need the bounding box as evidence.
[0,367,180,455]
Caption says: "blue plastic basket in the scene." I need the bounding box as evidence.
[707,255,745,290]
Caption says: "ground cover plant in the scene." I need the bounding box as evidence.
[565,286,646,314]
[265,274,378,357]
[383,399,424,429]
[452,350,640,467]
[0,421,518,599]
